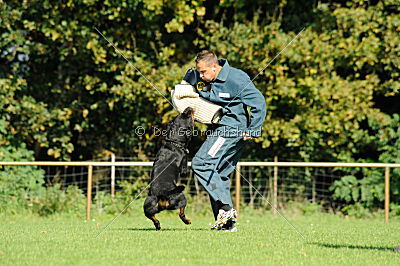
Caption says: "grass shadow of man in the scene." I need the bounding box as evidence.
[311,242,395,252]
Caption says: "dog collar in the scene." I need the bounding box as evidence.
[165,140,189,154]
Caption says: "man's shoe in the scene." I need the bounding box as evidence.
[211,209,226,230]
[218,220,237,232]
[211,208,237,230]
[222,226,238,232]
[216,209,225,220]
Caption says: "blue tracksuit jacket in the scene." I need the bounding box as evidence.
[197,59,267,136]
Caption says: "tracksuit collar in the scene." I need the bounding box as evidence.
[216,58,229,82]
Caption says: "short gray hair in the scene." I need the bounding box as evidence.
[195,50,218,65]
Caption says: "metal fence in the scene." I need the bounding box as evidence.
[0,160,398,222]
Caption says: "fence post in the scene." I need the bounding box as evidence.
[86,164,93,221]
[273,156,278,215]
[312,169,317,203]
[235,164,241,215]
[111,153,116,200]
[385,167,390,223]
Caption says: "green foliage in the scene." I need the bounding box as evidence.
[117,179,147,200]
[330,173,384,207]
[1,0,398,159]
[0,144,86,215]
[341,203,378,219]
[198,2,399,162]
[390,203,400,216]
[1,0,398,161]
[93,191,116,215]
[286,201,323,216]
[29,184,86,216]
[330,113,400,211]
[0,0,204,159]
[0,144,45,213]
[0,0,399,215]
[330,175,359,203]
[374,114,400,198]
[93,175,147,215]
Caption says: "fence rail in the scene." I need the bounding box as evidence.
[2,161,400,168]
[1,161,397,222]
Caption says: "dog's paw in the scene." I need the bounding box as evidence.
[154,221,161,231]
[179,214,191,225]
[182,219,191,225]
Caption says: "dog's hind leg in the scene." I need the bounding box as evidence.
[146,214,161,230]
[179,207,191,225]
[172,193,191,225]
[144,196,161,230]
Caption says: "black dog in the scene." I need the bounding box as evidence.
[143,107,194,230]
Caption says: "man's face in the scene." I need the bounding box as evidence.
[197,60,218,82]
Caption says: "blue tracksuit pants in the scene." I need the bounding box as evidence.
[192,126,245,215]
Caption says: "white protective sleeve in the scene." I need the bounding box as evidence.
[171,82,223,124]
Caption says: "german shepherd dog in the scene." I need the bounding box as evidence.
[143,107,194,230]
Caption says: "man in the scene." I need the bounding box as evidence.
[189,50,267,231]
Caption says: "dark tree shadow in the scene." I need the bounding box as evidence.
[311,242,394,252]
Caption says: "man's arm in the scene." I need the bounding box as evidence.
[182,68,210,99]
[240,80,267,138]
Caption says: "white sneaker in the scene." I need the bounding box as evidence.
[211,209,226,230]
[219,220,238,232]
[221,225,238,232]
[211,208,237,230]
[217,209,225,220]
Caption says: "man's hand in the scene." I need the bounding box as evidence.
[175,90,199,99]
[243,133,254,141]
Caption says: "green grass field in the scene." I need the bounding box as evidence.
[1,209,399,265]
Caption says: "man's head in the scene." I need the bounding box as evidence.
[195,50,221,82]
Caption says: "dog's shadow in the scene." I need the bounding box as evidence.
[311,242,392,252]
[113,227,209,232]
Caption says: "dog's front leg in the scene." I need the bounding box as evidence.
[179,208,191,225]
[146,214,161,230]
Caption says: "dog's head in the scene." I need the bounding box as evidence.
[167,107,194,144]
